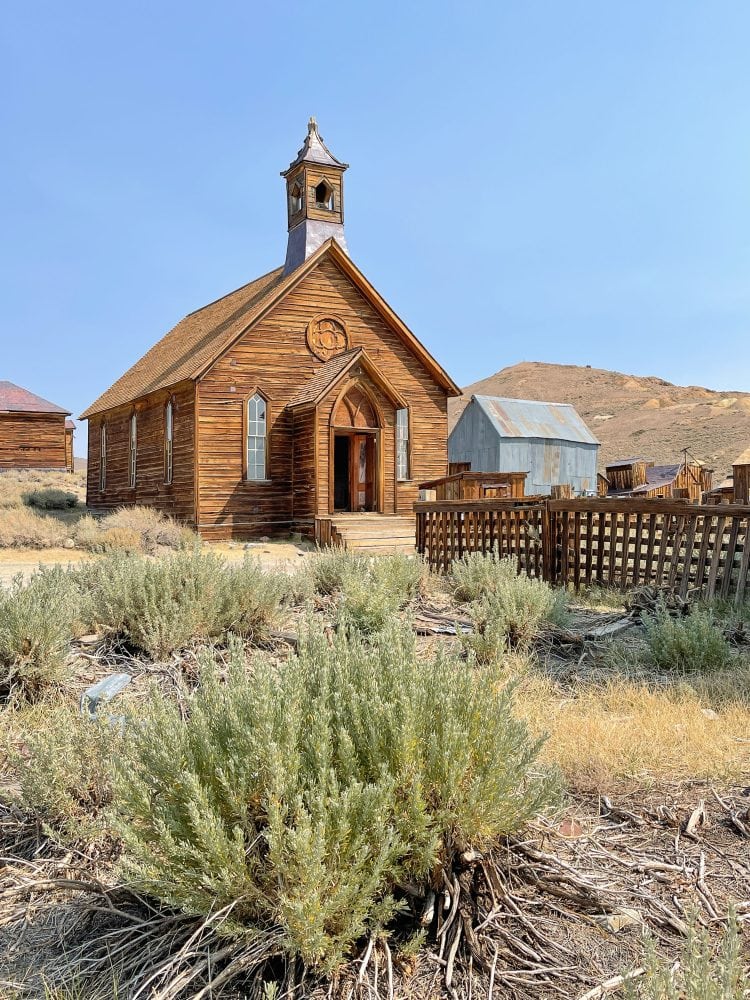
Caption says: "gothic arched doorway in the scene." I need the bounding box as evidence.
[330,385,380,512]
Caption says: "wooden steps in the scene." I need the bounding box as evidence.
[329,513,416,554]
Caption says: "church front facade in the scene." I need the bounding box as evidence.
[81,120,459,539]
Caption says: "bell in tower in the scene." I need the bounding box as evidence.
[281,118,349,275]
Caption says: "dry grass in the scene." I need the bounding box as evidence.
[0,507,70,549]
[516,671,750,790]
[0,470,85,510]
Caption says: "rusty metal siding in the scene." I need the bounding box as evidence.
[449,396,599,496]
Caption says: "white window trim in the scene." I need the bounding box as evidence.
[99,424,107,491]
[164,400,174,485]
[129,413,137,488]
[246,392,268,482]
[396,407,410,481]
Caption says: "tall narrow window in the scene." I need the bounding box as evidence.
[99,423,107,491]
[164,400,174,485]
[129,413,137,488]
[246,393,267,481]
[396,408,410,481]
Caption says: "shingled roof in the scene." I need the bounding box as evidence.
[286,349,364,409]
[80,267,285,418]
[81,240,459,419]
[0,381,70,415]
[286,347,408,411]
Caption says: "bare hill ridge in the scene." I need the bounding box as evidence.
[449,362,750,479]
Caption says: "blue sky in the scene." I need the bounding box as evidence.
[2,2,750,444]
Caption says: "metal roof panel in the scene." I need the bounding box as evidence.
[472,395,599,446]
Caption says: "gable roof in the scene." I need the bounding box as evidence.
[0,381,70,415]
[81,240,459,419]
[733,447,750,466]
[287,347,408,411]
[470,395,599,446]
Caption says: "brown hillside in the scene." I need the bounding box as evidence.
[449,362,750,479]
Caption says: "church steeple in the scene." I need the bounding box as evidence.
[281,118,349,274]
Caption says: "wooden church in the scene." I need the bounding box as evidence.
[81,120,459,541]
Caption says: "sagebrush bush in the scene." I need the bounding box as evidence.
[643,605,733,674]
[337,567,403,634]
[0,568,84,697]
[23,487,79,510]
[308,547,370,595]
[460,558,567,658]
[625,908,748,1000]
[113,624,555,972]
[81,550,286,657]
[451,549,508,602]
[7,699,122,844]
[0,506,68,548]
[462,598,515,664]
[337,553,424,634]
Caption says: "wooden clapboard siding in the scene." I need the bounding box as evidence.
[418,471,527,501]
[734,462,750,504]
[195,255,449,537]
[291,408,317,530]
[0,413,68,470]
[86,381,195,522]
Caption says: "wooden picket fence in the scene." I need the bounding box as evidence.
[414,497,750,605]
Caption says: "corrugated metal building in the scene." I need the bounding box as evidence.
[449,395,600,496]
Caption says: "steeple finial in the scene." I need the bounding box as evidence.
[308,116,318,135]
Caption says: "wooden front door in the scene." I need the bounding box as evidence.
[330,386,381,513]
[351,433,376,512]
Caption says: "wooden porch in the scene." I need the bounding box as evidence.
[314,512,415,554]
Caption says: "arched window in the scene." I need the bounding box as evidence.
[246,393,267,481]
[99,423,107,491]
[129,413,137,488]
[396,408,410,481]
[164,400,174,485]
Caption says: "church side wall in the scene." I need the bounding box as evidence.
[86,381,195,523]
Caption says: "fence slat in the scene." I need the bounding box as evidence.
[414,498,750,602]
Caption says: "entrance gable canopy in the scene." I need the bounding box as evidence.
[286,347,408,413]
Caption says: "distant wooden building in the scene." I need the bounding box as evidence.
[732,448,750,504]
[80,120,460,540]
[0,381,74,472]
[448,396,599,496]
[604,457,712,501]
[418,469,527,501]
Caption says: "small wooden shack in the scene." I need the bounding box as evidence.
[604,457,712,502]
[732,449,750,504]
[418,470,527,501]
[0,381,73,472]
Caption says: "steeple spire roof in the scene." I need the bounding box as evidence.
[282,117,348,175]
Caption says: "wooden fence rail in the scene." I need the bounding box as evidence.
[414,498,750,605]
